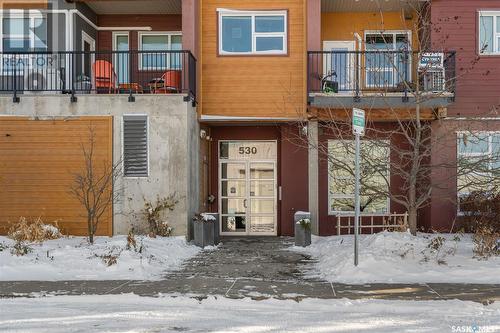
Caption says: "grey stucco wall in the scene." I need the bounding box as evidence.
[73,13,98,52]
[0,95,198,237]
[46,13,67,52]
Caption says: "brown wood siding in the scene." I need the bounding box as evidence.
[0,117,113,236]
[200,0,306,118]
[0,1,47,9]
[431,0,500,117]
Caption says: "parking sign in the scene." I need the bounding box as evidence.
[353,108,365,136]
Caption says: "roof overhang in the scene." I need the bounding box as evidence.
[321,0,426,13]
[69,0,181,15]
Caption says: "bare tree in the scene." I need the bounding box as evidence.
[288,1,499,235]
[70,126,121,244]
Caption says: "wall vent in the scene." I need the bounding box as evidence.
[123,115,148,177]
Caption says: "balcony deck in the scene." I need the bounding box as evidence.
[0,50,196,103]
[307,51,456,111]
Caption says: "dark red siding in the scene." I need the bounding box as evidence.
[432,0,500,117]
[97,15,182,51]
[429,1,500,231]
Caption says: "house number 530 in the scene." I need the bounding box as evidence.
[239,147,257,155]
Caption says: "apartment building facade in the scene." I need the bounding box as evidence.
[0,0,199,236]
[0,0,493,238]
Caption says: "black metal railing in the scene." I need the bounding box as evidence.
[0,50,196,101]
[307,51,456,99]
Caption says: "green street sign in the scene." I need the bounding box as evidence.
[352,108,365,136]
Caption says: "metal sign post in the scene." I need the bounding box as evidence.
[352,108,365,267]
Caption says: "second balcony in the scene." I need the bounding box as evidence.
[307,50,456,111]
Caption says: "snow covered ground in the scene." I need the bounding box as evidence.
[0,294,498,333]
[0,236,200,281]
[292,232,500,284]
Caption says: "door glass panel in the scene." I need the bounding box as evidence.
[221,198,246,215]
[250,181,274,197]
[250,163,274,179]
[219,141,277,235]
[250,216,274,233]
[221,163,245,179]
[221,180,246,197]
[222,215,246,232]
[329,47,352,91]
[115,35,129,84]
[251,199,274,214]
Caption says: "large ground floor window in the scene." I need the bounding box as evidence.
[328,139,390,215]
[457,132,500,212]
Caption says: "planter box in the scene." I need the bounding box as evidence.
[294,211,311,247]
[193,213,220,248]
[194,221,215,248]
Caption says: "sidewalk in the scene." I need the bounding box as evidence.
[2,278,500,303]
[1,237,499,303]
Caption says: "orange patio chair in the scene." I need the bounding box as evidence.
[154,70,182,94]
[93,60,118,93]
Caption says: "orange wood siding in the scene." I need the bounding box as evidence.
[0,1,47,9]
[0,117,113,236]
[321,12,418,47]
[200,0,306,119]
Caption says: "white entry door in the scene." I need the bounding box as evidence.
[323,41,356,92]
[219,141,277,236]
[81,31,95,79]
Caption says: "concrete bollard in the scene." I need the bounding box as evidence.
[294,211,312,247]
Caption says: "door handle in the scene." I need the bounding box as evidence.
[243,199,247,208]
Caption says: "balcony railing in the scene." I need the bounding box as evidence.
[307,51,456,101]
[0,50,196,102]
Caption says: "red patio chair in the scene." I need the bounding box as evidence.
[93,60,118,93]
[154,70,182,94]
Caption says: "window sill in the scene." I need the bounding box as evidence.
[328,212,390,216]
[218,52,289,57]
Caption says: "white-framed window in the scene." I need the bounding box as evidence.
[123,115,149,178]
[328,140,390,215]
[0,11,47,52]
[478,11,500,54]
[138,31,182,70]
[364,30,411,88]
[218,9,287,55]
[457,132,500,212]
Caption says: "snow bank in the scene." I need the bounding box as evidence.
[292,232,500,284]
[0,236,200,281]
[0,294,498,333]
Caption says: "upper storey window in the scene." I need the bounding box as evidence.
[479,11,500,54]
[1,12,47,52]
[138,32,182,70]
[218,9,287,55]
